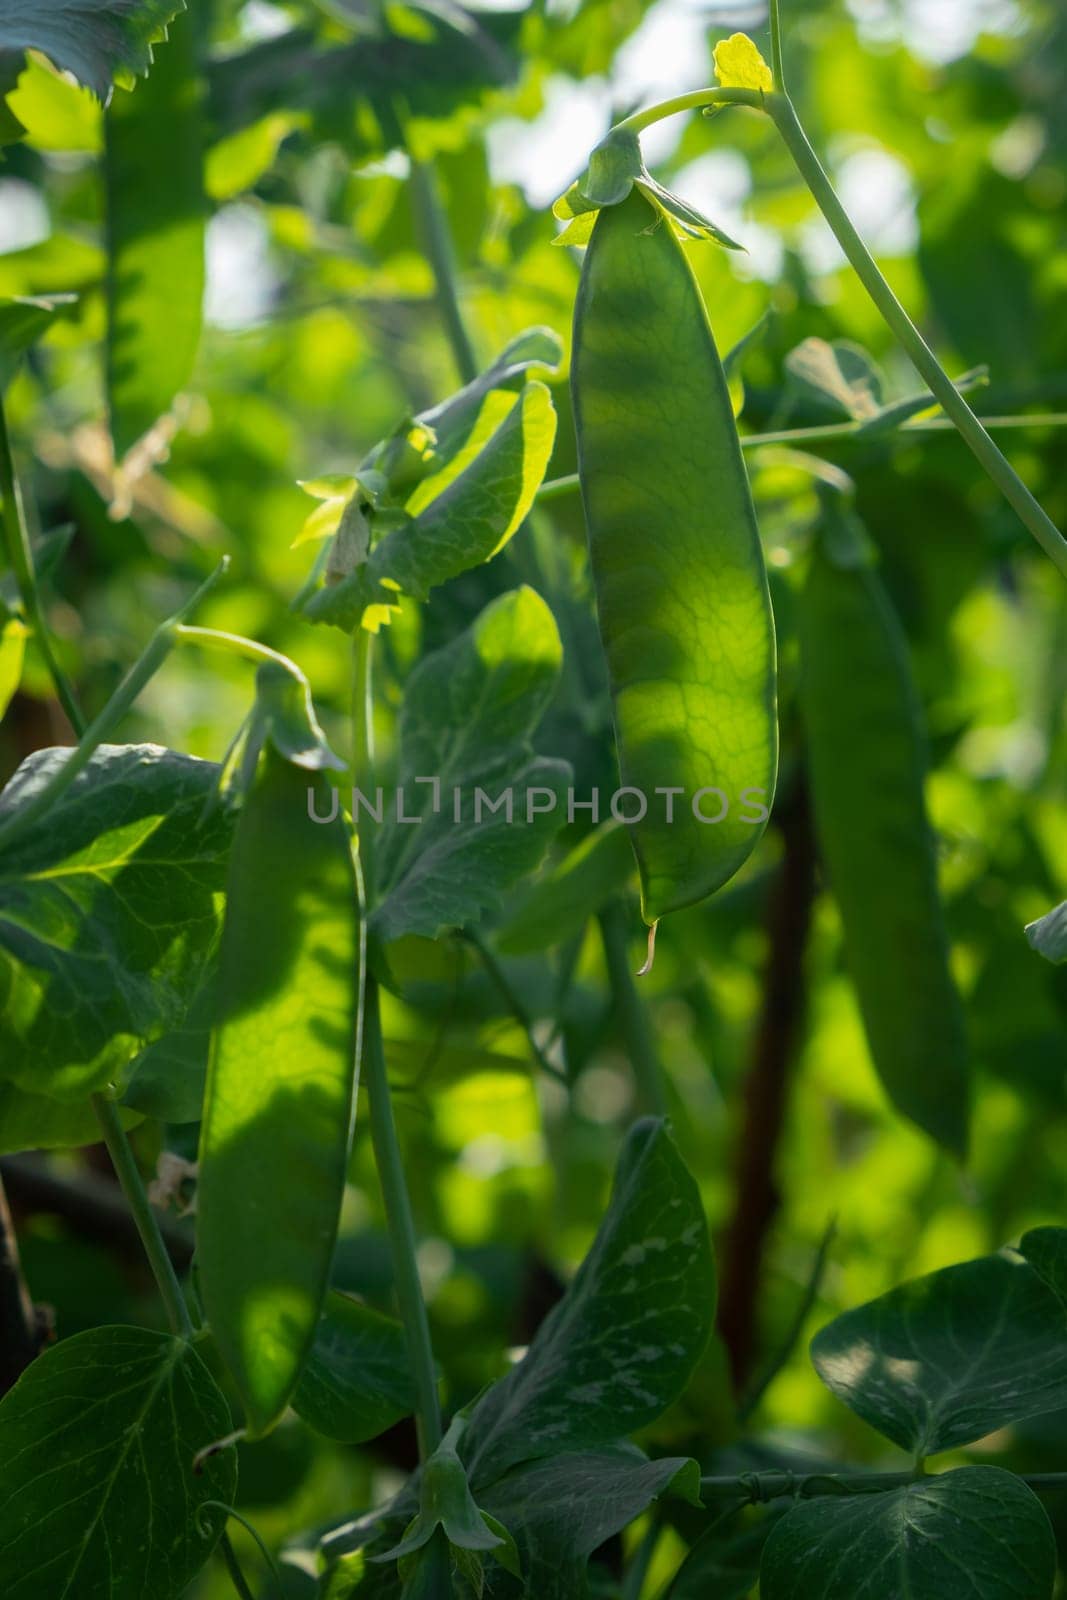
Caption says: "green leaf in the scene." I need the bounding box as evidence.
[372,587,570,944]
[0,614,26,716]
[207,8,522,161]
[1025,901,1067,965]
[197,751,363,1436]
[0,293,76,378]
[204,110,303,201]
[106,4,203,458]
[464,1117,716,1486]
[293,1291,416,1444]
[785,338,885,421]
[760,1468,1057,1600]
[0,1325,237,1600]
[666,1513,779,1600]
[0,0,185,102]
[495,822,634,955]
[478,1446,701,1600]
[1019,1228,1067,1311]
[811,1251,1067,1456]
[304,382,557,631]
[0,1077,140,1154]
[0,744,231,1100]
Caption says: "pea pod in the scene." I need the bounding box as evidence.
[572,187,777,925]
[797,504,969,1156]
[197,749,363,1435]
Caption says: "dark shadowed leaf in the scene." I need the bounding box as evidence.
[294,1291,415,1444]
[760,1468,1056,1600]
[0,0,185,101]
[464,1117,716,1485]
[372,587,570,944]
[0,1325,236,1599]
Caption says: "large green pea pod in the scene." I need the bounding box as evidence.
[198,745,363,1435]
[572,187,778,927]
[797,503,969,1156]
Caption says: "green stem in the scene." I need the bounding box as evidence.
[535,414,1067,505]
[462,929,568,1086]
[408,154,479,385]
[765,93,1067,578]
[699,1468,1067,1503]
[737,1213,836,1422]
[597,901,667,1116]
[0,562,227,854]
[219,1537,257,1600]
[172,624,290,670]
[92,1095,192,1338]
[364,976,443,1458]
[615,86,763,135]
[769,0,786,91]
[0,392,85,733]
[350,624,375,900]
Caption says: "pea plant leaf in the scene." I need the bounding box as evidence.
[106,3,203,459]
[1025,901,1067,965]
[197,752,364,1437]
[0,744,232,1102]
[0,0,185,103]
[810,1251,1067,1456]
[371,587,571,945]
[463,1117,716,1487]
[0,1076,140,1154]
[760,1468,1057,1600]
[478,1446,702,1600]
[0,615,27,718]
[0,1325,237,1600]
[206,4,523,162]
[494,821,634,955]
[303,381,557,631]
[1019,1228,1067,1310]
[0,293,77,384]
[293,1291,416,1444]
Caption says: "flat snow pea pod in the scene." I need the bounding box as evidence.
[797,509,969,1157]
[198,749,364,1435]
[572,187,777,925]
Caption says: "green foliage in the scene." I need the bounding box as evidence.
[1,1,1066,1596]
[761,1468,1057,1600]
[0,0,184,102]
[105,4,203,458]
[0,744,230,1099]
[0,1325,236,1598]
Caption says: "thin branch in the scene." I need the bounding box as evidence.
[0,1170,44,1393]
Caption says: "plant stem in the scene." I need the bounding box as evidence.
[0,1171,43,1393]
[718,783,815,1389]
[408,153,479,385]
[737,1212,836,1422]
[172,624,292,670]
[93,1096,252,1598]
[699,1468,1067,1503]
[364,976,443,1458]
[462,928,568,1086]
[91,1094,193,1338]
[597,901,667,1116]
[769,0,786,91]
[765,93,1067,578]
[615,86,763,135]
[0,392,85,733]
[0,562,228,854]
[535,416,1067,505]
[350,623,375,900]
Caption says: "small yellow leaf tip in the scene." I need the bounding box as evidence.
[713,32,773,93]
